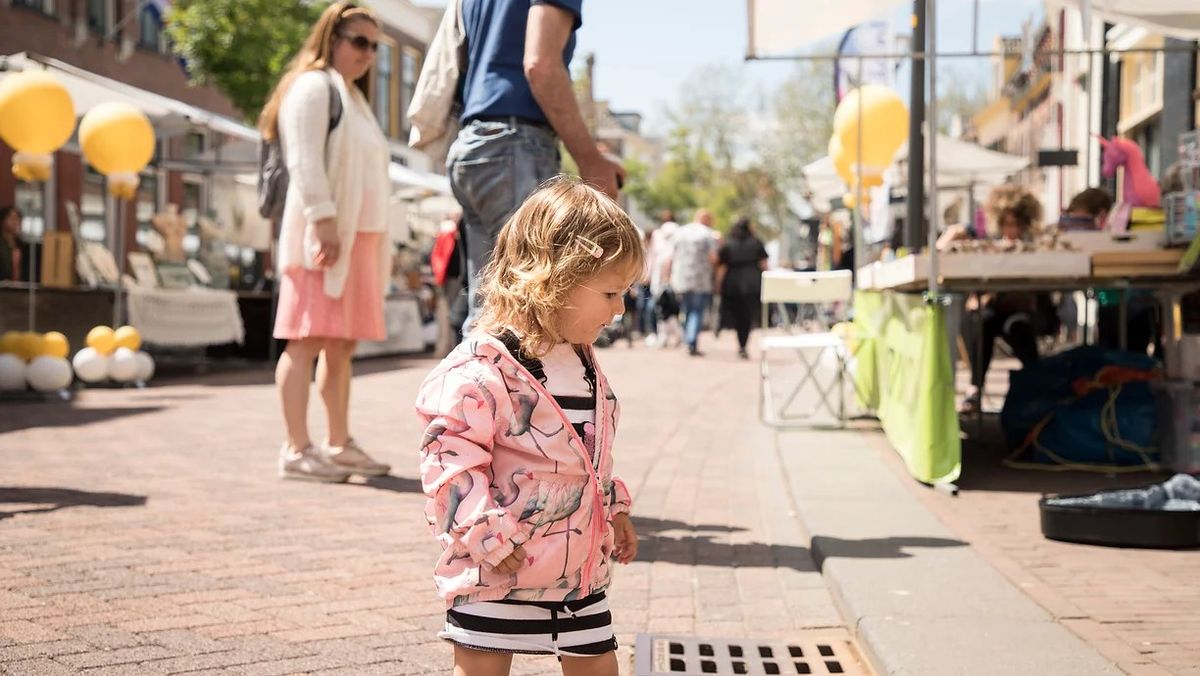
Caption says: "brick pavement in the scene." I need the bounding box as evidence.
[862,357,1200,676]
[0,335,853,675]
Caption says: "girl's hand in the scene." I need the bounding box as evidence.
[312,218,340,268]
[612,513,638,564]
[493,544,526,575]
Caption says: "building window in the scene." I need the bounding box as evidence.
[88,0,111,35]
[14,181,47,243]
[134,174,159,250]
[80,168,108,243]
[401,48,420,135]
[181,179,204,258]
[374,41,394,135]
[138,3,167,53]
[12,0,55,16]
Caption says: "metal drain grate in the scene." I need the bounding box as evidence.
[634,635,868,676]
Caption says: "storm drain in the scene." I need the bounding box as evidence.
[634,634,869,676]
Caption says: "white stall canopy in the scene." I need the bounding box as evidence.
[746,0,903,57]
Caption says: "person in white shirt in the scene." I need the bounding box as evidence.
[646,210,681,347]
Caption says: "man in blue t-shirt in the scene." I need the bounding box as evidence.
[449,0,625,330]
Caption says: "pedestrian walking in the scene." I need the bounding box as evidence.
[445,0,624,333]
[416,178,640,675]
[717,217,769,360]
[259,1,392,482]
[665,209,719,356]
[647,210,681,347]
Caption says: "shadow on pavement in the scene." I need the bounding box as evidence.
[157,355,432,388]
[631,516,747,536]
[0,405,164,435]
[811,535,966,570]
[957,413,1169,495]
[0,486,147,521]
[347,475,423,494]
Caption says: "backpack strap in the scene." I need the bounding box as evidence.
[321,70,344,133]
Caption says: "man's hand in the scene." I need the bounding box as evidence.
[611,513,638,564]
[492,544,527,575]
[312,218,340,268]
[578,152,625,201]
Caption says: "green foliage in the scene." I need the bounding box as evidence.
[624,60,835,235]
[166,0,328,121]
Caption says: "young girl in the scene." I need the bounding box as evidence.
[416,178,642,676]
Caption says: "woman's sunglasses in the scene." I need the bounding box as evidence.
[339,32,378,53]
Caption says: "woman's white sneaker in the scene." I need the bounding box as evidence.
[279,444,352,483]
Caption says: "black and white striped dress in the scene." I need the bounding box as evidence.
[439,339,616,658]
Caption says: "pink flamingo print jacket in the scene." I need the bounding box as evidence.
[416,333,633,608]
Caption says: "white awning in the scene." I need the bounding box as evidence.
[0,52,259,140]
[801,134,1028,211]
[1047,0,1200,40]
[747,0,903,57]
[893,133,1029,185]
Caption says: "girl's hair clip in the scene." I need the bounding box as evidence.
[576,235,604,259]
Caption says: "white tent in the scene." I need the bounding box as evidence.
[747,0,903,57]
[893,133,1029,187]
[1047,0,1200,40]
[802,134,1029,210]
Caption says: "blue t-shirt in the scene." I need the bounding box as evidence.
[459,0,582,124]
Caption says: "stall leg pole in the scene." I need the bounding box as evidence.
[113,199,125,329]
[27,237,38,331]
[1118,288,1128,351]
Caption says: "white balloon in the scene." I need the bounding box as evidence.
[0,354,25,391]
[72,347,109,383]
[134,351,155,382]
[26,356,73,392]
[109,347,139,383]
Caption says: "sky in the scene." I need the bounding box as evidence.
[414,0,1047,135]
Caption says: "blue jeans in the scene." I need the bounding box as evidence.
[447,119,560,333]
[637,285,656,335]
[681,291,711,350]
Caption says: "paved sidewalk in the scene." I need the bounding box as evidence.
[0,337,854,675]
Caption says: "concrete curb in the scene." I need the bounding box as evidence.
[773,427,1122,676]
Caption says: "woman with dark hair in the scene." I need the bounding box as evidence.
[0,206,31,283]
[717,216,769,359]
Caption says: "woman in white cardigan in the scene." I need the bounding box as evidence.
[258,2,392,482]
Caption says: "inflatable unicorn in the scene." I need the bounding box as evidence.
[1097,135,1161,232]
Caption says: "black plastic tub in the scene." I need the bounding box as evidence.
[1039,495,1200,549]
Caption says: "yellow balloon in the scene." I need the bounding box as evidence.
[859,173,884,189]
[41,331,70,359]
[15,332,43,362]
[829,136,853,184]
[78,102,155,178]
[114,325,142,351]
[834,85,910,173]
[0,72,76,155]
[0,331,19,355]
[843,192,858,210]
[86,325,117,355]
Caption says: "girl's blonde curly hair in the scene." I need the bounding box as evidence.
[475,176,645,356]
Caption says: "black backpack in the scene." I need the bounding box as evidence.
[257,71,344,221]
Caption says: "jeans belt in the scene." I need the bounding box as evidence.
[469,115,554,132]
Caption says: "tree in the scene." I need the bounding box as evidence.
[166,0,327,121]
[936,66,988,135]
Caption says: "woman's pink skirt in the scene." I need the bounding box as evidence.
[273,231,387,342]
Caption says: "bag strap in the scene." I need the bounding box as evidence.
[322,70,344,133]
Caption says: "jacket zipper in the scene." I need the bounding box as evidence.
[491,347,607,595]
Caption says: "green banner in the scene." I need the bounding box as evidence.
[854,291,961,484]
